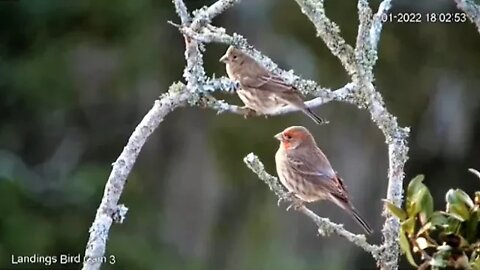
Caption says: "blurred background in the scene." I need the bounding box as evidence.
[0,0,479,269]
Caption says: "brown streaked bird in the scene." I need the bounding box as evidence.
[274,126,373,234]
[219,46,326,124]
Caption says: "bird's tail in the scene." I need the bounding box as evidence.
[330,195,373,235]
[303,108,328,125]
[349,207,373,235]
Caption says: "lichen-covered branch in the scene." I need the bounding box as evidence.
[82,83,189,270]
[174,0,205,101]
[243,153,382,258]
[177,4,408,270]
[369,0,392,66]
[201,83,354,116]
[190,0,240,30]
[82,0,241,268]
[173,0,191,25]
[293,0,357,76]
[84,0,410,269]
[455,0,480,34]
[175,0,239,106]
[355,0,373,75]
[290,1,407,269]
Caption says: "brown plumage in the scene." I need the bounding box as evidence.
[219,46,326,124]
[274,126,373,234]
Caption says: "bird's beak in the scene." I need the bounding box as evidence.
[274,132,283,141]
[219,54,227,63]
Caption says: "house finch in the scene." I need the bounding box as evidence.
[274,126,373,234]
[219,46,326,124]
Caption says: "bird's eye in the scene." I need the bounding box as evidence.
[232,55,237,59]
[285,134,292,140]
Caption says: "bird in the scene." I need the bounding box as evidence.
[274,126,373,234]
[219,46,326,124]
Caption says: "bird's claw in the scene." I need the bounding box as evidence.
[241,107,257,119]
[277,197,283,207]
[286,200,304,211]
[277,192,295,206]
[278,192,304,211]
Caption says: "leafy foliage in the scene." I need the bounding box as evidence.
[385,171,480,269]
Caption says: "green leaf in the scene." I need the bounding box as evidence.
[399,230,418,267]
[446,189,474,209]
[446,189,457,204]
[419,187,434,224]
[471,256,480,270]
[383,199,407,221]
[430,212,448,227]
[466,211,480,242]
[408,175,425,197]
[410,186,427,215]
[443,215,462,234]
[406,201,418,217]
[406,175,432,218]
[401,216,416,236]
[456,189,474,209]
[447,203,470,221]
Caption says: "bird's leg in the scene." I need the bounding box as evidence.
[278,192,304,211]
[286,198,305,211]
[240,106,257,119]
[277,191,295,206]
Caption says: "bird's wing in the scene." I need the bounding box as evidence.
[242,73,297,94]
[286,152,349,199]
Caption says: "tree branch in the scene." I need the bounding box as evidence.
[82,83,189,270]
[81,1,242,268]
[172,0,191,25]
[200,83,354,116]
[293,0,357,76]
[83,0,410,269]
[369,0,392,66]
[190,0,240,30]
[243,153,382,259]
[177,3,408,270]
[455,0,480,34]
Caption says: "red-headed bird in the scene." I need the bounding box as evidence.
[274,126,373,234]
